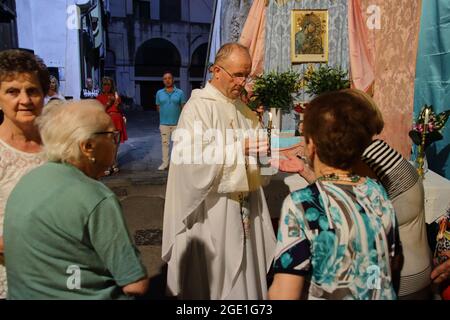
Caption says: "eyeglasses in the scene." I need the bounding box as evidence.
[216,65,251,84]
[94,130,121,145]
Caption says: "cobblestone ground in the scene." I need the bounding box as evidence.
[101,109,170,299]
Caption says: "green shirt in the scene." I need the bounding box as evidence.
[4,162,147,299]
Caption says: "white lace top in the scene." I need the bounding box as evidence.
[0,138,45,299]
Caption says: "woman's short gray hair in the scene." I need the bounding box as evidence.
[36,100,111,163]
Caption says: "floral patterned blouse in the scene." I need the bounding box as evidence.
[273,178,401,300]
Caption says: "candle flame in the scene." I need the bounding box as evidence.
[424,109,430,125]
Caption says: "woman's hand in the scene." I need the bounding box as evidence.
[270,155,317,183]
[270,155,305,173]
[114,92,120,105]
[106,95,115,107]
[123,277,149,296]
[431,251,450,284]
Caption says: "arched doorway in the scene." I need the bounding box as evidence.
[189,43,208,91]
[135,38,181,109]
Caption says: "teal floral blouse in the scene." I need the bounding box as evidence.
[273,178,401,300]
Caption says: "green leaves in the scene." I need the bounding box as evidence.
[303,65,350,96]
[247,66,350,112]
[250,70,301,112]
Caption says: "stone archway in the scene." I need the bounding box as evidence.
[189,43,208,88]
[135,38,181,109]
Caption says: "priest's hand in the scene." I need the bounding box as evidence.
[245,137,268,157]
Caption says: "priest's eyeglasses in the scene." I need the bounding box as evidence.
[94,130,121,145]
[216,65,251,84]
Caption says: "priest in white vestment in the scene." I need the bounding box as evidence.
[162,43,277,300]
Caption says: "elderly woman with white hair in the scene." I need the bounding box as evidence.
[3,100,149,299]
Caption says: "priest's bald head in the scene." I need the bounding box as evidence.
[210,43,251,100]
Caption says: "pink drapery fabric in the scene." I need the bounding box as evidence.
[348,0,375,92]
[359,0,422,158]
[239,0,267,78]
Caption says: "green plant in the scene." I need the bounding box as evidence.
[303,65,350,96]
[248,70,301,112]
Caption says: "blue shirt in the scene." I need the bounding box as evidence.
[156,87,186,125]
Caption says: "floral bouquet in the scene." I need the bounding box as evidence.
[409,105,450,148]
[409,105,450,176]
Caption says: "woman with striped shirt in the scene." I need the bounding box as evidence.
[360,139,432,299]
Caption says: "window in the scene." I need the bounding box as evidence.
[134,0,150,20]
[160,0,181,22]
[0,0,18,50]
[138,1,150,20]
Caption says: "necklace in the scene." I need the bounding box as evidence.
[317,172,361,183]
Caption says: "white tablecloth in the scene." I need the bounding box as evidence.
[423,169,450,224]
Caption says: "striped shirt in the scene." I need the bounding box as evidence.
[362,140,419,200]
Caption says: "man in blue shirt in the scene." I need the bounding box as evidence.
[155,72,186,170]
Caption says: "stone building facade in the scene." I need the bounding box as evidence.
[107,0,212,109]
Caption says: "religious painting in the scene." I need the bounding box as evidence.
[291,9,329,63]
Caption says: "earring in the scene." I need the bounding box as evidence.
[89,157,96,163]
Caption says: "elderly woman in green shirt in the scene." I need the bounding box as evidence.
[3,100,149,299]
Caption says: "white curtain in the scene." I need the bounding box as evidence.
[208,0,222,66]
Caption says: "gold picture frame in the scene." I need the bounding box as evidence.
[291,9,329,64]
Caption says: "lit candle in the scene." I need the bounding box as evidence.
[267,112,272,157]
[424,108,430,126]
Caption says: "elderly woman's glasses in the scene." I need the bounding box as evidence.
[94,130,121,145]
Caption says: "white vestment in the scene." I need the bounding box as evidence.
[162,82,276,300]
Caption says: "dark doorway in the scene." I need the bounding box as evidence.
[189,43,208,78]
[191,81,203,91]
[139,80,181,111]
[138,81,161,111]
[135,38,181,109]
[160,0,181,22]
[135,38,181,77]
